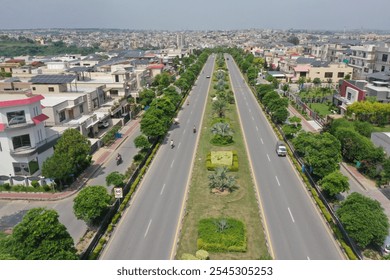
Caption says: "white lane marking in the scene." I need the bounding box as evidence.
[260,138,264,144]
[183,129,186,134]
[288,208,295,223]
[275,176,280,186]
[267,154,271,162]
[171,160,175,168]
[160,184,166,195]
[256,126,259,131]
[307,256,310,260]
[144,219,152,238]
[178,142,181,149]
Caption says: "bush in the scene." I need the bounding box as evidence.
[133,153,144,162]
[210,135,234,146]
[195,250,209,260]
[197,218,246,252]
[112,213,121,225]
[31,180,40,188]
[2,183,11,191]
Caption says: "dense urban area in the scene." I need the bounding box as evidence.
[0,28,389,261]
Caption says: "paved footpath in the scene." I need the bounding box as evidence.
[0,118,141,201]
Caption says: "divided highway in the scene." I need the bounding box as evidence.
[101,55,215,259]
[225,54,344,260]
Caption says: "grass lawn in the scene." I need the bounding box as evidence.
[373,125,390,133]
[308,103,331,117]
[176,58,269,260]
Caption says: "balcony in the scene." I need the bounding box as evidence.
[10,133,60,157]
[10,145,38,157]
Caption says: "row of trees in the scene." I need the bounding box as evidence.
[255,84,289,124]
[346,101,390,126]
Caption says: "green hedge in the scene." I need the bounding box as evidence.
[197,218,246,252]
[206,151,238,171]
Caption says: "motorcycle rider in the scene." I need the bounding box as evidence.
[170,139,174,149]
[193,125,196,133]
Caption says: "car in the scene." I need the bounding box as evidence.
[275,141,287,156]
[8,115,26,125]
[98,120,109,128]
[206,75,210,78]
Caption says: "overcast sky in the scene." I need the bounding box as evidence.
[1,0,389,31]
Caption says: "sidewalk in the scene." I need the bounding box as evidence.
[0,118,141,201]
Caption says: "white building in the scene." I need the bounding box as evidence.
[0,94,57,176]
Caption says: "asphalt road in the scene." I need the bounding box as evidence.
[101,55,215,259]
[225,54,343,260]
[0,122,142,243]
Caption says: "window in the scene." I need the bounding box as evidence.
[337,72,344,78]
[33,106,38,117]
[79,104,84,114]
[48,87,54,92]
[59,111,66,122]
[32,87,36,91]
[13,162,30,176]
[324,72,333,78]
[382,54,388,62]
[363,52,366,58]
[7,110,26,126]
[381,66,385,72]
[115,75,119,82]
[12,134,31,150]
[347,92,352,100]
[92,98,99,109]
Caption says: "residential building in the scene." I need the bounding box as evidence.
[333,80,366,114]
[0,93,57,176]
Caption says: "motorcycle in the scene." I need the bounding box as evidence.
[193,126,196,133]
[116,155,122,165]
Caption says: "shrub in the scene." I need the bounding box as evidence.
[3,183,11,191]
[112,213,121,225]
[31,180,40,188]
[195,250,210,260]
[197,218,246,252]
[133,153,144,162]
[210,135,234,146]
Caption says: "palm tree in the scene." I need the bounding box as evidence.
[208,167,237,192]
[211,122,233,137]
[212,99,228,118]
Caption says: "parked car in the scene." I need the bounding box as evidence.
[206,75,210,78]
[275,141,287,156]
[98,120,109,128]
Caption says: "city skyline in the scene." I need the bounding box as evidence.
[1,0,390,31]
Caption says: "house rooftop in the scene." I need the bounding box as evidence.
[30,74,77,84]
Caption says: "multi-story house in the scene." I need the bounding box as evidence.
[0,93,57,176]
[374,43,390,73]
[349,45,377,79]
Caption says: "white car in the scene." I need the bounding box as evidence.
[98,120,109,128]
[382,235,390,256]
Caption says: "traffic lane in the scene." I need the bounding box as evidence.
[102,58,213,259]
[88,126,141,189]
[228,57,342,259]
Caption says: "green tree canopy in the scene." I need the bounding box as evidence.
[337,192,389,248]
[212,99,228,118]
[105,172,126,187]
[73,185,112,225]
[0,208,77,259]
[319,170,349,197]
[134,135,151,151]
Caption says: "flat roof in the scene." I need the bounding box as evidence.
[30,74,76,84]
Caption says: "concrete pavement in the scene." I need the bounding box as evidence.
[0,118,140,201]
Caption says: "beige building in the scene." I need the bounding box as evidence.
[293,62,352,84]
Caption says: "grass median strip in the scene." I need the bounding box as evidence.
[176,55,269,260]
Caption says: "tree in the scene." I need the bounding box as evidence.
[208,167,237,192]
[106,172,125,187]
[319,170,349,197]
[140,109,169,138]
[292,132,341,178]
[313,78,321,87]
[73,185,112,225]
[134,135,151,151]
[212,99,228,118]
[336,192,389,248]
[273,107,289,124]
[0,208,77,259]
[138,89,156,107]
[42,128,91,186]
[287,36,300,45]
